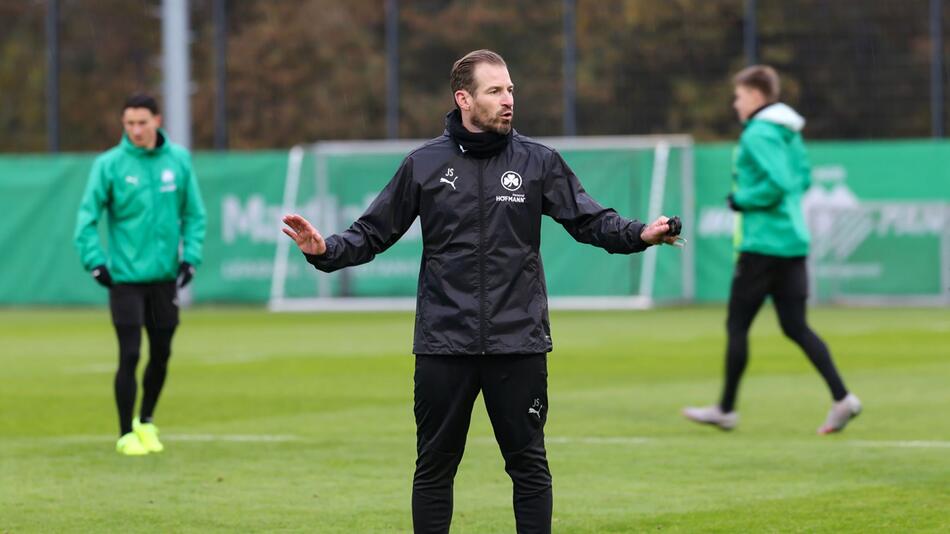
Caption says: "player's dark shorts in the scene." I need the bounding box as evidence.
[730,251,808,302]
[109,281,179,328]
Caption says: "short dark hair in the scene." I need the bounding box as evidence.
[123,93,160,115]
[733,65,780,103]
[450,49,507,97]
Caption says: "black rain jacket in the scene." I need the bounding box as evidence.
[306,123,651,355]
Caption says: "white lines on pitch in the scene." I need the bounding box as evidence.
[472,436,653,446]
[165,434,301,442]
[194,352,277,365]
[43,434,301,444]
[26,435,950,449]
[61,364,115,374]
[848,440,950,449]
[479,436,950,449]
[547,436,653,445]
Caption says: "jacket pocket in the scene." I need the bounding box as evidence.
[526,256,549,342]
[416,258,440,341]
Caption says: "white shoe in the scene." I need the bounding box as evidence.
[818,393,862,435]
[682,405,738,430]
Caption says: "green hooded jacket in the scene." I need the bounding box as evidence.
[74,130,206,283]
[732,103,811,257]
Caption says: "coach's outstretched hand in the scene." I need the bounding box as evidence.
[640,216,682,246]
[282,214,327,256]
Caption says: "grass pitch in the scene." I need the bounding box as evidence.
[1,306,948,532]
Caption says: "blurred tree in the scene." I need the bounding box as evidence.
[191,0,387,149]
[57,0,162,151]
[0,2,48,152]
[759,0,933,139]
[0,0,945,152]
[575,0,746,139]
[399,0,563,138]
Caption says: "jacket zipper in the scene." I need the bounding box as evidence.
[477,159,486,354]
[147,159,157,274]
[150,157,162,275]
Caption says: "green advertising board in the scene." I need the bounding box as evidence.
[1,139,947,306]
[693,141,950,303]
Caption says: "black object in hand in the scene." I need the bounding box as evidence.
[666,216,682,236]
[178,261,196,288]
[91,264,113,288]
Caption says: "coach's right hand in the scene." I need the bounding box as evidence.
[91,264,113,288]
[640,216,680,246]
[281,214,327,256]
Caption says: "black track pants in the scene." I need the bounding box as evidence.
[412,353,552,534]
[720,253,848,412]
[110,282,179,436]
[113,325,176,436]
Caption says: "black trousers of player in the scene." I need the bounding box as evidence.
[720,252,848,413]
[110,282,179,436]
[412,353,552,534]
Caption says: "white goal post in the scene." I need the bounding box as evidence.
[269,135,695,312]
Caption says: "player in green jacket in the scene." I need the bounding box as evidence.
[74,94,206,455]
[683,66,860,434]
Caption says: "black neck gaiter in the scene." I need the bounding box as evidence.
[445,109,511,159]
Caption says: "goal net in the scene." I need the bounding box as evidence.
[269,136,695,312]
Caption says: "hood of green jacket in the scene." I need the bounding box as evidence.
[752,103,806,133]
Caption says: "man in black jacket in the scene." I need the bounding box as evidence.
[282,49,679,534]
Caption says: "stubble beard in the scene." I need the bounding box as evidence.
[472,107,512,135]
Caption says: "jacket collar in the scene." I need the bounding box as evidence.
[444,109,512,159]
[121,129,169,155]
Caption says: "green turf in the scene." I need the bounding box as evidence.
[1,306,948,532]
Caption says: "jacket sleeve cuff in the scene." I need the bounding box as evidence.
[83,253,108,272]
[303,237,337,271]
[629,221,652,252]
[304,251,327,265]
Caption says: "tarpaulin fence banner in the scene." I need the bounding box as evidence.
[694,141,950,303]
[1,139,947,305]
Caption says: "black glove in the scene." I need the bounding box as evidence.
[91,264,113,288]
[177,261,196,288]
[726,194,743,212]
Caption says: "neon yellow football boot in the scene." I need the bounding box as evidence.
[133,418,164,453]
[116,432,149,456]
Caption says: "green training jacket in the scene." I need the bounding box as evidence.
[74,130,206,283]
[731,103,812,257]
